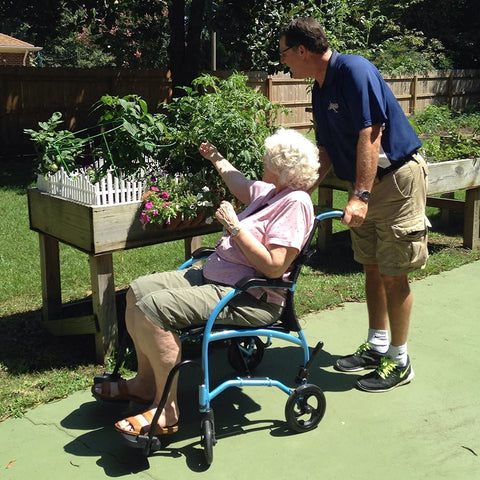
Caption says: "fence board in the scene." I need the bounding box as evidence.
[1,67,479,156]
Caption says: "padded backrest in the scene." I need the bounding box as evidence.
[276,216,321,332]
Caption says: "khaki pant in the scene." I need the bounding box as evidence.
[130,266,283,332]
[350,153,429,275]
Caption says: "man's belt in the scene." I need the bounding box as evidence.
[377,152,417,180]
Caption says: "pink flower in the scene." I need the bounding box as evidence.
[151,186,159,192]
[134,50,142,58]
[140,212,150,224]
[152,210,158,216]
[145,202,153,210]
[161,191,169,200]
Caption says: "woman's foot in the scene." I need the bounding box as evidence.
[115,408,179,437]
[91,378,154,404]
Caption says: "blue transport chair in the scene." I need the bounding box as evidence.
[95,210,344,464]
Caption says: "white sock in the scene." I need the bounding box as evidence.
[367,328,389,354]
[387,343,408,367]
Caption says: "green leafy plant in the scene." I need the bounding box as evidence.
[24,112,85,175]
[25,95,170,181]
[92,94,170,180]
[159,73,288,179]
[410,105,480,162]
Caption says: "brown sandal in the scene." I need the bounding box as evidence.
[91,378,153,405]
[115,409,179,438]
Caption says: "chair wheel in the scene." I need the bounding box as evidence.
[201,419,215,465]
[285,384,326,432]
[227,337,265,375]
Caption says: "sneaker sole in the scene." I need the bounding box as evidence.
[356,369,415,393]
[334,362,380,373]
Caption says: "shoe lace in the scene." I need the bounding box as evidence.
[375,357,398,379]
[354,341,371,355]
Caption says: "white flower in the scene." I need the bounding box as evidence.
[205,216,213,224]
[197,193,204,199]
[202,186,210,192]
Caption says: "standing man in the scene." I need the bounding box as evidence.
[279,17,429,392]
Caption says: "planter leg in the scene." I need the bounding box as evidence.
[464,187,480,249]
[185,236,202,259]
[89,253,118,363]
[39,233,62,321]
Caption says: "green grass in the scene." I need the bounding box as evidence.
[1,161,480,421]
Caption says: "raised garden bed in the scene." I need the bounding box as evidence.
[317,158,480,250]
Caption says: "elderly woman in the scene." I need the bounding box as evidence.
[92,128,320,439]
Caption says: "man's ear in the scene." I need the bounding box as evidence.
[297,45,308,57]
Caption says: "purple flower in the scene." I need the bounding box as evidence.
[145,202,153,210]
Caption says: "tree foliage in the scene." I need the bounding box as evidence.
[1,0,478,78]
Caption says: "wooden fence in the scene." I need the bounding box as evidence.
[1,67,479,156]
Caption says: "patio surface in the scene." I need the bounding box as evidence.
[1,261,479,479]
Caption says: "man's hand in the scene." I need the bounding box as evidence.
[342,196,368,227]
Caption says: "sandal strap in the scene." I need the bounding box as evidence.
[116,378,129,397]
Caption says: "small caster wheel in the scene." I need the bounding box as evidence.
[201,418,215,465]
[227,337,265,375]
[285,384,326,432]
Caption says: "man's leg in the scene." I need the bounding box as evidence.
[364,264,388,331]
[335,264,388,372]
[382,273,412,348]
[356,272,415,392]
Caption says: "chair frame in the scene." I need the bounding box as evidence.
[100,210,343,463]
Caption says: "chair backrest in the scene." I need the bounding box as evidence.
[275,216,321,332]
[275,210,343,332]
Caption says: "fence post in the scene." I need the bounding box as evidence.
[447,71,454,109]
[410,75,418,114]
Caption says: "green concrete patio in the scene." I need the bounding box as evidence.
[1,261,479,479]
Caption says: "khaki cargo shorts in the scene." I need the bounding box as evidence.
[130,266,283,332]
[350,153,429,276]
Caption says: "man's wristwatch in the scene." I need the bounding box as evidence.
[354,190,371,203]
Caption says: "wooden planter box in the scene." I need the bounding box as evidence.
[317,158,480,250]
[27,188,222,362]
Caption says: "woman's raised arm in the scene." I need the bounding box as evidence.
[199,142,251,205]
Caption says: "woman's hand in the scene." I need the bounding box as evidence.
[215,200,241,234]
[199,141,222,163]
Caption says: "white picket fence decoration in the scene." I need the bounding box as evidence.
[37,168,147,206]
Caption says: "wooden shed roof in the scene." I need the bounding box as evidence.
[0,33,42,52]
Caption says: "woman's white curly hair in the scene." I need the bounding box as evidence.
[263,128,320,191]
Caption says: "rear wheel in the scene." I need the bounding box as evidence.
[227,337,265,375]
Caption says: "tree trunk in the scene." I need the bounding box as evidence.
[168,0,206,96]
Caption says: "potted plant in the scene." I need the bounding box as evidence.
[25,72,286,228]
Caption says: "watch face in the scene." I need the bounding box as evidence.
[355,190,370,201]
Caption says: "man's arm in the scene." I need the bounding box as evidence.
[308,146,332,194]
[342,124,382,226]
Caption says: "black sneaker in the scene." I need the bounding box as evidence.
[356,356,415,393]
[335,342,383,372]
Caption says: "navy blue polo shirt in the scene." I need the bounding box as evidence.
[312,50,421,182]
